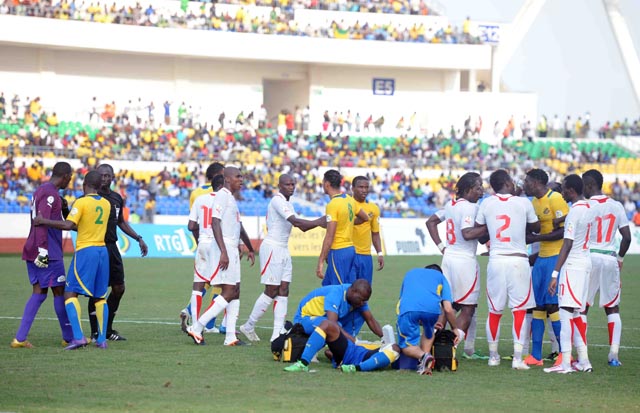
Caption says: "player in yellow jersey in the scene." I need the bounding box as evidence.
[316,170,367,286]
[523,169,569,365]
[35,171,111,350]
[351,176,384,283]
[343,176,384,337]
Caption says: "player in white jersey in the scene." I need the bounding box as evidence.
[582,169,631,366]
[183,174,225,333]
[239,174,324,343]
[426,172,487,360]
[186,166,256,346]
[462,169,539,370]
[545,174,596,374]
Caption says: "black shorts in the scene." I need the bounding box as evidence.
[106,242,125,286]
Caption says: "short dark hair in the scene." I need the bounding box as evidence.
[323,169,342,189]
[212,174,225,191]
[352,176,369,187]
[425,263,443,273]
[97,163,114,174]
[525,168,549,185]
[84,170,102,189]
[582,169,603,190]
[489,169,511,193]
[206,162,224,181]
[563,174,583,196]
[455,172,480,198]
[52,162,72,178]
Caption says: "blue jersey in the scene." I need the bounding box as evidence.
[294,284,370,323]
[397,269,452,315]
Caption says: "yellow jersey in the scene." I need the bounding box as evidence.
[325,194,356,250]
[532,189,569,257]
[353,200,381,255]
[68,194,110,251]
[189,184,213,209]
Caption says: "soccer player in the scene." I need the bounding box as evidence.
[522,168,569,366]
[185,166,256,346]
[544,174,595,374]
[396,264,460,375]
[284,279,384,372]
[239,173,324,343]
[426,172,486,359]
[87,164,148,342]
[582,169,631,366]
[342,175,384,338]
[184,173,226,336]
[180,163,225,333]
[11,162,74,348]
[463,169,539,370]
[316,169,365,286]
[34,171,111,349]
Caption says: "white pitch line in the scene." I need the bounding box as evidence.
[2,316,639,349]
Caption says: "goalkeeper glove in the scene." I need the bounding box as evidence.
[35,248,49,268]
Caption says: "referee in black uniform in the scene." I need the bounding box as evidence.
[89,164,148,341]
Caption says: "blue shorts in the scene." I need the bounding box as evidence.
[396,311,440,349]
[297,316,328,335]
[353,254,373,284]
[532,255,559,306]
[323,246,355,286]
[27,260,66,288]
[329,333,376,367]
[65,246,110,298]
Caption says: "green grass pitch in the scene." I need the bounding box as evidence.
[1,254,638,412]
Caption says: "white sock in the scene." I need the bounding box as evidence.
[607,313,621,360]
[195,295,228,334]
[464,313,477,355]
[272,295,288,342]
[547,316,559,353]
[190,290,201,320]
[246,293,273,329]
[513,342,523,362]
[559,308,573,369]
[523,312,533,355]
[225,299,240,344]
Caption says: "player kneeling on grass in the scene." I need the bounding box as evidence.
[396,264,460,375]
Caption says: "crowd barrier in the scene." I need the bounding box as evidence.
[1,214,638,257]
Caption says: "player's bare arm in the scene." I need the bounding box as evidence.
[462,223,488,241]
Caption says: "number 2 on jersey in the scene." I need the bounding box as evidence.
[495,214,511,242]
[95,206,104,224]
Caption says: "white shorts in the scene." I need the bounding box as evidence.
[192,241,219,283]
[558,260,591,311]
[210,242,241,286]
[486,256,535,313]
[259,241,292,286]
[588,253,619,308]
[442,253,480,305]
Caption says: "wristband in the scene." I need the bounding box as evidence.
[38,247,48,255]
[136,235,143,242]
[617,254,624,263]
[551,270,559,279]
[436,242,445,251]
[377,251,383,257]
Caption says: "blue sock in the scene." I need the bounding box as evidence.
[531,315,545,360]
[54,295,73,342]
[64,298,84,341]
[551,319,562,352]
[301,327,326,364]
[359,351,392,372]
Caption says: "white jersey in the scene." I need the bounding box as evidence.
[211,187,241,245]
[588,195,629,252]
[476,194,538,256]
[563,199,594,263]
[189,192,217,241]
[264,193,295,247]
[435,198,479,258]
